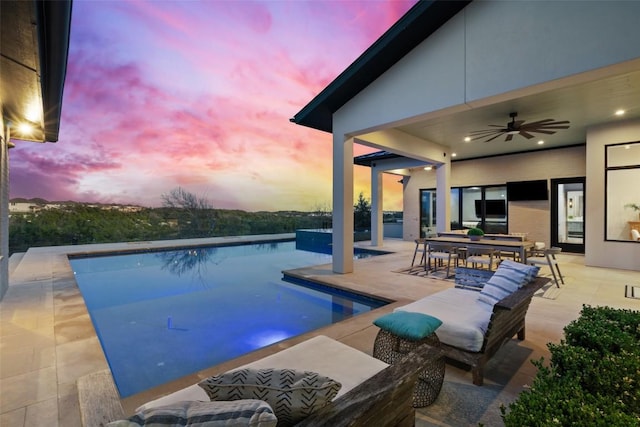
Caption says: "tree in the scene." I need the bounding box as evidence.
[161,187,216,238]
[354,192,371,230]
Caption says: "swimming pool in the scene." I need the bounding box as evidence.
[69,240,390,397]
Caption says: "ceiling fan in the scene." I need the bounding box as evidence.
[467,112,570,142]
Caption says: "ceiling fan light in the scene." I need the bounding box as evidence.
[506,130,519,135]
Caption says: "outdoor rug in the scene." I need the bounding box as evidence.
[393,265,456,282]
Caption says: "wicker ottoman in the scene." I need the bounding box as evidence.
[373,329,445,407]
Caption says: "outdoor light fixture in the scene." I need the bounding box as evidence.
[17,122,35,135]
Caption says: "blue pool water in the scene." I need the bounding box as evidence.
[70,240,389,397]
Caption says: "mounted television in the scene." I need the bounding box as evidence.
[507,179,548,201]
[474,199,506,217]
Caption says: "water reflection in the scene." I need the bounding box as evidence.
[156,247,221,283]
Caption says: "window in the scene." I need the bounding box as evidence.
[420,185,507,235]
[605,141,640,241]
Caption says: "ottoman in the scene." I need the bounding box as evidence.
[372,312,445,407]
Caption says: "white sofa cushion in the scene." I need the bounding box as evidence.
[136,335,388,412]
[395,288,493,352]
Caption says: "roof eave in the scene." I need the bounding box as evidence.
[290,0,472,133]
[35,0,73,142]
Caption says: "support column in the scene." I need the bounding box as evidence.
[1,120,10,299]
[332,134,354,273]
[370,167,383,246]
[435,158,451,233]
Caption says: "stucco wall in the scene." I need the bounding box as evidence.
[1,117,9,298]
[403,146,586,247]
[336,1,640,135]
[585,119,640,270]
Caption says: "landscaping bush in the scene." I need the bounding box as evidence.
[501,305,640,426]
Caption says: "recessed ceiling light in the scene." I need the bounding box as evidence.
[452,153,457,157]
[464,136,471,142]
[615,109,625,116]
[537,140,544,145]
[16,122,34,135]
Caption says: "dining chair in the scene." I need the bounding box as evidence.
[465,245,500,271]
[527,247,564,288]
[426,242,459,278]
[411,238,427,267]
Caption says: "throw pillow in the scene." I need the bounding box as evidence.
[478,261,540,305]
[106,399,277,427]
[198,368,341,427]
[373,311,442,340]
[500,259,540,283]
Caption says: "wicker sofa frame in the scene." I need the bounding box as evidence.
[444,267,550,385]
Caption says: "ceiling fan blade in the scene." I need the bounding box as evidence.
[519,131,535,139]
[484,133,504,142]
[521,118,555,127]
[505,134,514,142]
[471,132,501,141]
[532,125,570,130]
[527,129,556,135]
[468,129,504,137]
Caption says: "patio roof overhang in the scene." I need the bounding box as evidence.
[1,0,73,143]
[289,0,472,133]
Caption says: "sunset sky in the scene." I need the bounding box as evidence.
[9,0,416,211]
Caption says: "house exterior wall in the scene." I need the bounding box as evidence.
[585,119,640,270]
[1,117,9,298]
[335,1,640,135]
[403,146,586,248]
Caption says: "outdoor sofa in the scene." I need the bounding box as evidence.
[78,335,442,427]
[393,263,549,386]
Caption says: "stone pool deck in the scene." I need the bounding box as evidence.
[1,236,639,426]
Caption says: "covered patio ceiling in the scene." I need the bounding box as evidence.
[394,61,640,161]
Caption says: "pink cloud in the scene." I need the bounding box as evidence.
[9,0,416,211]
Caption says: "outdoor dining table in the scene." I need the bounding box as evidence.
[425,236,534,264]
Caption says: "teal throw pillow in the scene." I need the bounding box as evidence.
[373,311,442,340]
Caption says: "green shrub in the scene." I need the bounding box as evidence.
[467,227,485,236]
[501,305,640,426]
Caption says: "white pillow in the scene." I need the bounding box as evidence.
[478,260,539,305]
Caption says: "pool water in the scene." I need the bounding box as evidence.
[69,240,389,397]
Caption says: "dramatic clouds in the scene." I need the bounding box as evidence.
[9,0,416,211]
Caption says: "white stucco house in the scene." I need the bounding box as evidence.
[291,0,640,273]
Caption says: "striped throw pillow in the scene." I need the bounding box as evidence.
[478,261,539,305]
[198,368,341,427]
[107,399,277,427]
